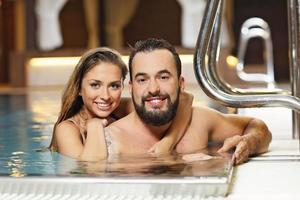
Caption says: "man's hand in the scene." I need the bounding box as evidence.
[217,135,251,165]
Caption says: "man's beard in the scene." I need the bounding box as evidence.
[132,89,180,126]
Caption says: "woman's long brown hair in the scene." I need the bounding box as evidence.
[49,47,127,150]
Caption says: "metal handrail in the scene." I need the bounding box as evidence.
[205,0,285,95]
[193,0,300,111]
[287,0,300,138]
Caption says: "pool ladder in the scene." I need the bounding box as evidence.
[194,0,300,139]
[236,17,275,89]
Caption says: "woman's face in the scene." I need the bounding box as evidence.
[80,62,123,119]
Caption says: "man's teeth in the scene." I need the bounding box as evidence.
[150,99,162,103]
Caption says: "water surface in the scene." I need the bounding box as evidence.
[0,91,232,179]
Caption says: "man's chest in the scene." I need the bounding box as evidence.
[112,131,157,155]
[175,127,209,154]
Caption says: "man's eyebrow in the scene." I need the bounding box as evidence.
[157,70,171,75]
[134,72,147,79]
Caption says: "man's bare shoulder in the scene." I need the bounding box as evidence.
[191,105,220,117]
[190,106,222,128]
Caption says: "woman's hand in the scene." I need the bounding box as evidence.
[80,118,108,161]
[217,135,251,165]
[86,118,108,130]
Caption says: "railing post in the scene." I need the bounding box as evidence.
[288,0,300,139]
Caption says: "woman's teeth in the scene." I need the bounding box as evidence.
[96,102,111,110]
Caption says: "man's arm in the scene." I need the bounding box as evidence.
[148,91,193,154]
[112,97,133,118]
[192,107,272,165]
[217,118,272,164]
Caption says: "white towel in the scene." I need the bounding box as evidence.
[35,0,67,51]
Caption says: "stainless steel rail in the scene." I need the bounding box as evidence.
[194,0,300,117]
[205,0,285,96]
[288,0,300,138]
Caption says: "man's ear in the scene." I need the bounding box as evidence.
[179,76,185,91]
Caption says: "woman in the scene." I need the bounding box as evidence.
[50,47,193,161]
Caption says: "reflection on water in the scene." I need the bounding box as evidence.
[71,151,231,178]
[0,92,232,179]
[1,149,232,179]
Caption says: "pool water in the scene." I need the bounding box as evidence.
[0,93,61,176]
[0,91,232,178]
[0,90,235,198]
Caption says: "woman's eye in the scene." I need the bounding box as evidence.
[111,83,121,90]
[90,83,100,89]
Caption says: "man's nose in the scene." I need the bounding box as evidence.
[148,79,160,94]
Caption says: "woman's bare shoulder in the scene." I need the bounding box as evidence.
[55,120,81,137]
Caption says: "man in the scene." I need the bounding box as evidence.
[106,38,272,165]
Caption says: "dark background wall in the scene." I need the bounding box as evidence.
[232,0,288,81]
[0,1,15,84]
[0,0,290,84]
[123,0,181,47]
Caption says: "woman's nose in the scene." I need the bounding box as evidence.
[99,87,110,100]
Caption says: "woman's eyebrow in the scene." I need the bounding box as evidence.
[88,79,102,83]
[110,80,122,84]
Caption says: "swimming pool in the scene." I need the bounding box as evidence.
[0,89,233,198]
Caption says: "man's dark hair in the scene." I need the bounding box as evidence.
[128,38,182,80]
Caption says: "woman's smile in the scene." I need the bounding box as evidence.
[95,101,113,111]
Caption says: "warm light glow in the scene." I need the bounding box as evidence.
[28,55,192,68]
[29,56,130,68]
[226,55,238,69]
[29,57,80,68]
[180,54,193,63]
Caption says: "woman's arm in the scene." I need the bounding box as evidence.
[112,97,133,119]
[148,91,194,154]
[55,118,108,161]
